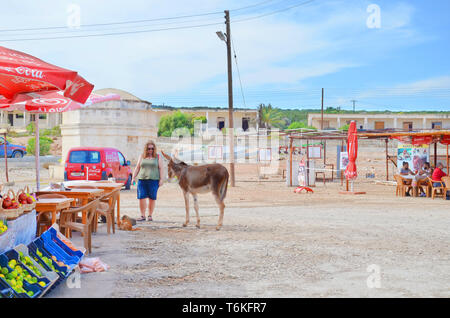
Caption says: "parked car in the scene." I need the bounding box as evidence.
[64,147,133,189]
[0,137,27,158]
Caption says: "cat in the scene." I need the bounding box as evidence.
[119,215,141,231]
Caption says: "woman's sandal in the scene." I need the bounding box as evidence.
[137,216,146,222]
[147,216,153,222]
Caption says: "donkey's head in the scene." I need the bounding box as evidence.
[161,151,188,179]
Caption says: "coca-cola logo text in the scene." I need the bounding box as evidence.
[15,66,44,79]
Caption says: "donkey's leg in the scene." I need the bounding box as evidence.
[192,193,200,228]
[183,191,190,227]
[214,193,225,231]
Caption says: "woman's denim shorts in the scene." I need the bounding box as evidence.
[137,179,159,200]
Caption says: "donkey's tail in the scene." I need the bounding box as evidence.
[219,172,229,202]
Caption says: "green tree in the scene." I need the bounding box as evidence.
[158,111,207,137]
[27,136,53,156]
[258,104,285,129]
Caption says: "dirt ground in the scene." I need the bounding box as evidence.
[2,148,450,298]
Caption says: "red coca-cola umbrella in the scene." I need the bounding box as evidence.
[0,46,95,190]
[344,121,358,181]
[341,121,365,194]
[0,92,120,190]
[0,46,93,104]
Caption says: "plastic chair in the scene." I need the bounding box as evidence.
[94,189,120,234]
[36,193,67,236]
[394,175,412,197]
[58,199,100,254]
[427,177,445,199]
[441,176,450,200]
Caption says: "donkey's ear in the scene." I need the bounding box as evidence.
[161,151,172,161]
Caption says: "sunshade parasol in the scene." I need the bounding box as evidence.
[0,45,96,190]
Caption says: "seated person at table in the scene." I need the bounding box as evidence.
[400,162,414,196]
[416,162,432,196]
[431,163,447,186]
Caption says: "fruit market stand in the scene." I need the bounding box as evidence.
[0,185,86,298]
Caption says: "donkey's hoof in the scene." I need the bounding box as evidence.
[182,223,188,227]
[196,224,200,228]
[215,226,221,231]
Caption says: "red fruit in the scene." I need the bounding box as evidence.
[18,193,27,202]
[26,197,33,204]
[2,197,11,209]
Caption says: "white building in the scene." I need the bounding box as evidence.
[308,113,450,130]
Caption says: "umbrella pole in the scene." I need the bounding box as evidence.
[3,133,8,183]
[35,118,40,191]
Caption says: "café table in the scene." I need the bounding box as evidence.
[401,175,429,197]
[35,198,74,225]
[63,181,123,225]
[36,188,105,224]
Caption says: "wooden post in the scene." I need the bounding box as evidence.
[3,133,8,183]
[289,137,293,187]
[434,142,438,168]
[35,118,40,191]
[340,139,344,186]
[447,144,449,174]
[385,138,389,181]
[225,10,235,187]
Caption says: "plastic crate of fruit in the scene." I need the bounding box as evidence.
[14,244,59,287]
[37,233,80,268]
[27,241,71,281]
[0,278,14,298]
[0,254,42,298]
[1,252,52,297]
[32,238,76,273]
[42,225,85,260]
[7,247,58,296]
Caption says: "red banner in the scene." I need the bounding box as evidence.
[412,136,433,145]
[440,135,450,145]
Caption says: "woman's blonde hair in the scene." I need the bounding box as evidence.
[142,140,157,159]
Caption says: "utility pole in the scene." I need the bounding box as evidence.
[351,100,357,112]
[321,88,324,130]
[225,10,235,187]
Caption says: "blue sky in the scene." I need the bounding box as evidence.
[1,0,450,111]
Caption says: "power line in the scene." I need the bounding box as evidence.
[0,21,226,42]
[231,36,247,109]
[0,0,317,42]
[233,0,316,23]
[0,0,277,34]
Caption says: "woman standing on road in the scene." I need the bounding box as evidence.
[132,140,164,221]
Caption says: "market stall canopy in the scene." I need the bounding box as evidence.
[358,130,450,145]
[0,46,93,104]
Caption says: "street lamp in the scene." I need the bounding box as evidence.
[216,31,226,42]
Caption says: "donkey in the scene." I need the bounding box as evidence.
[161,151,229,230]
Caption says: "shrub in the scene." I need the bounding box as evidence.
[287,121,316,130]
[27,136,53,156]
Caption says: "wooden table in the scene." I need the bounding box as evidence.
[36,188,105,224]
[35,198,74,225]
[63,181,123,225]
